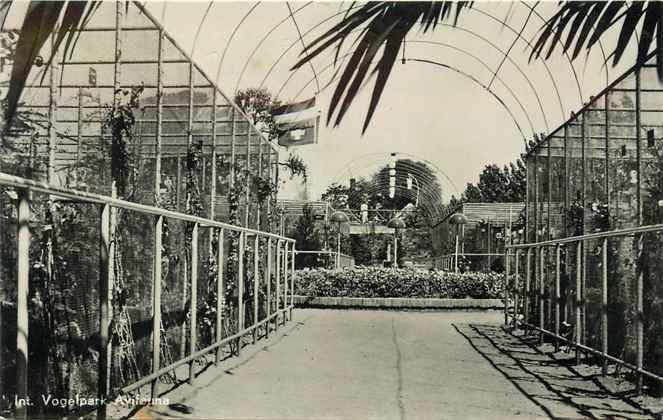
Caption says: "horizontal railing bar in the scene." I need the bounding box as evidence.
[0,172,294,243]
[510,317,663,383]
[121,307,293,394]
[507,223,663,249]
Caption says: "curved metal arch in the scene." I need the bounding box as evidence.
[280,51,528,146]
[232,2,313,95]
[257,3,363,91]
[284,43,538,136]
[262,22,550,134]
[407,58,528,144]
[330,152,462,200]
[520,1,610,90]
[467,6,570,123]
[350,182,444,223]
[214,2,262,87]
[404,40,537,135]
[270,14,565,132]
[190,1,214,59]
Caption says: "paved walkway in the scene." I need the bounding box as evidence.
[123,309,656,419]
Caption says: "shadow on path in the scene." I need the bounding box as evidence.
[453,323,656,419]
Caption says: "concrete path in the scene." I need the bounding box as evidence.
[124,309,655,419]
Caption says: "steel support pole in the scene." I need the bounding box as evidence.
[635,67,644,395]
[275,240,281,332]
[601,237,608,376]
[151,216,163,398]
[155,29,163,206]
[237,232,245,355]
[504,248,510,326]
[514,249,520,329]
[48,38,57,184]
[575,241,582,365]
[555,244,561,352]
[266,237,272,338]
[539,247,545,345]
[290,242,295,319]
[283,242,289,323]
[97,203,111,420]
[215,228,224,365]
[188,222,199,384]
[15,189,30,420]
[253,235,259,344]
[525,248,531,328]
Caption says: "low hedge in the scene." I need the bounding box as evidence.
[293,267,504,299]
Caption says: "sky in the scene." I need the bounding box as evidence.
[7,1,639,203]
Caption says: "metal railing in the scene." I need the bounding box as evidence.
[0,172,296,419]
[294,250,355,269]
[435,253,505,272]
[504,223,663,395]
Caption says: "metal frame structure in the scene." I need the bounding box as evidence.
[3,171,297,419]
[0,3,297,419]
[506,50,663,396]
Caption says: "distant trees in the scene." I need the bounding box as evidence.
[234,87,281,141]
[455,159,526,204]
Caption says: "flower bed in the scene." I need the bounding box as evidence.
[293,267,504,299]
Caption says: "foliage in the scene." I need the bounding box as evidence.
[279,153,308,182]
[294,267,504,299]
[234,87,282,141]
[105,85,144,198]
[293,204,321,252]
[531,2,663,78]
[460,159,526,203]
[292,2,473,133]
[3,1,102,125]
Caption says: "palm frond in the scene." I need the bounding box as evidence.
[531,1,663,79]
[292,1,472,134]
[5,1,101,128]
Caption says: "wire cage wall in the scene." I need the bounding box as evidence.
[0,2,293,419]
[508,51,663,395]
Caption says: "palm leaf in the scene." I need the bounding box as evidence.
[5,0,101,128]
[531,1,663,78]
[292,1,472,134]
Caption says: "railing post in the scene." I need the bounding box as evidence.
[514,249,520,329]
[539,246,545,345]
[188,222,198,384]
[237,232,245,355]
[555,244,561,352]
[283,242,289,324]
[525,248,531,329]
[290,243,295,320]
[15,189,30,420]
[504,248,510,326]
[97,203,111,420]
[575,241,582,365]
[151,215,163,398]
[636,233,644,394]
[253,235,259,344]
[601,237,608,376]
[215,228,224,365]
[265,237,272,338]
[275,240,281,331]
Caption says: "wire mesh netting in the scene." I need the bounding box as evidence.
[0,2,290,417]
[521,53,663,387]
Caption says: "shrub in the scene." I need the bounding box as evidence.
[294,267,504,299]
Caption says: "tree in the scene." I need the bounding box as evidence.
[234,87,282,141]
[291,204,323,268]
[461,159,526,203]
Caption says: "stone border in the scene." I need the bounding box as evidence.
[294,296,504,310]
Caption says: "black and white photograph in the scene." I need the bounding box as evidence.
[1,1,663,418]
